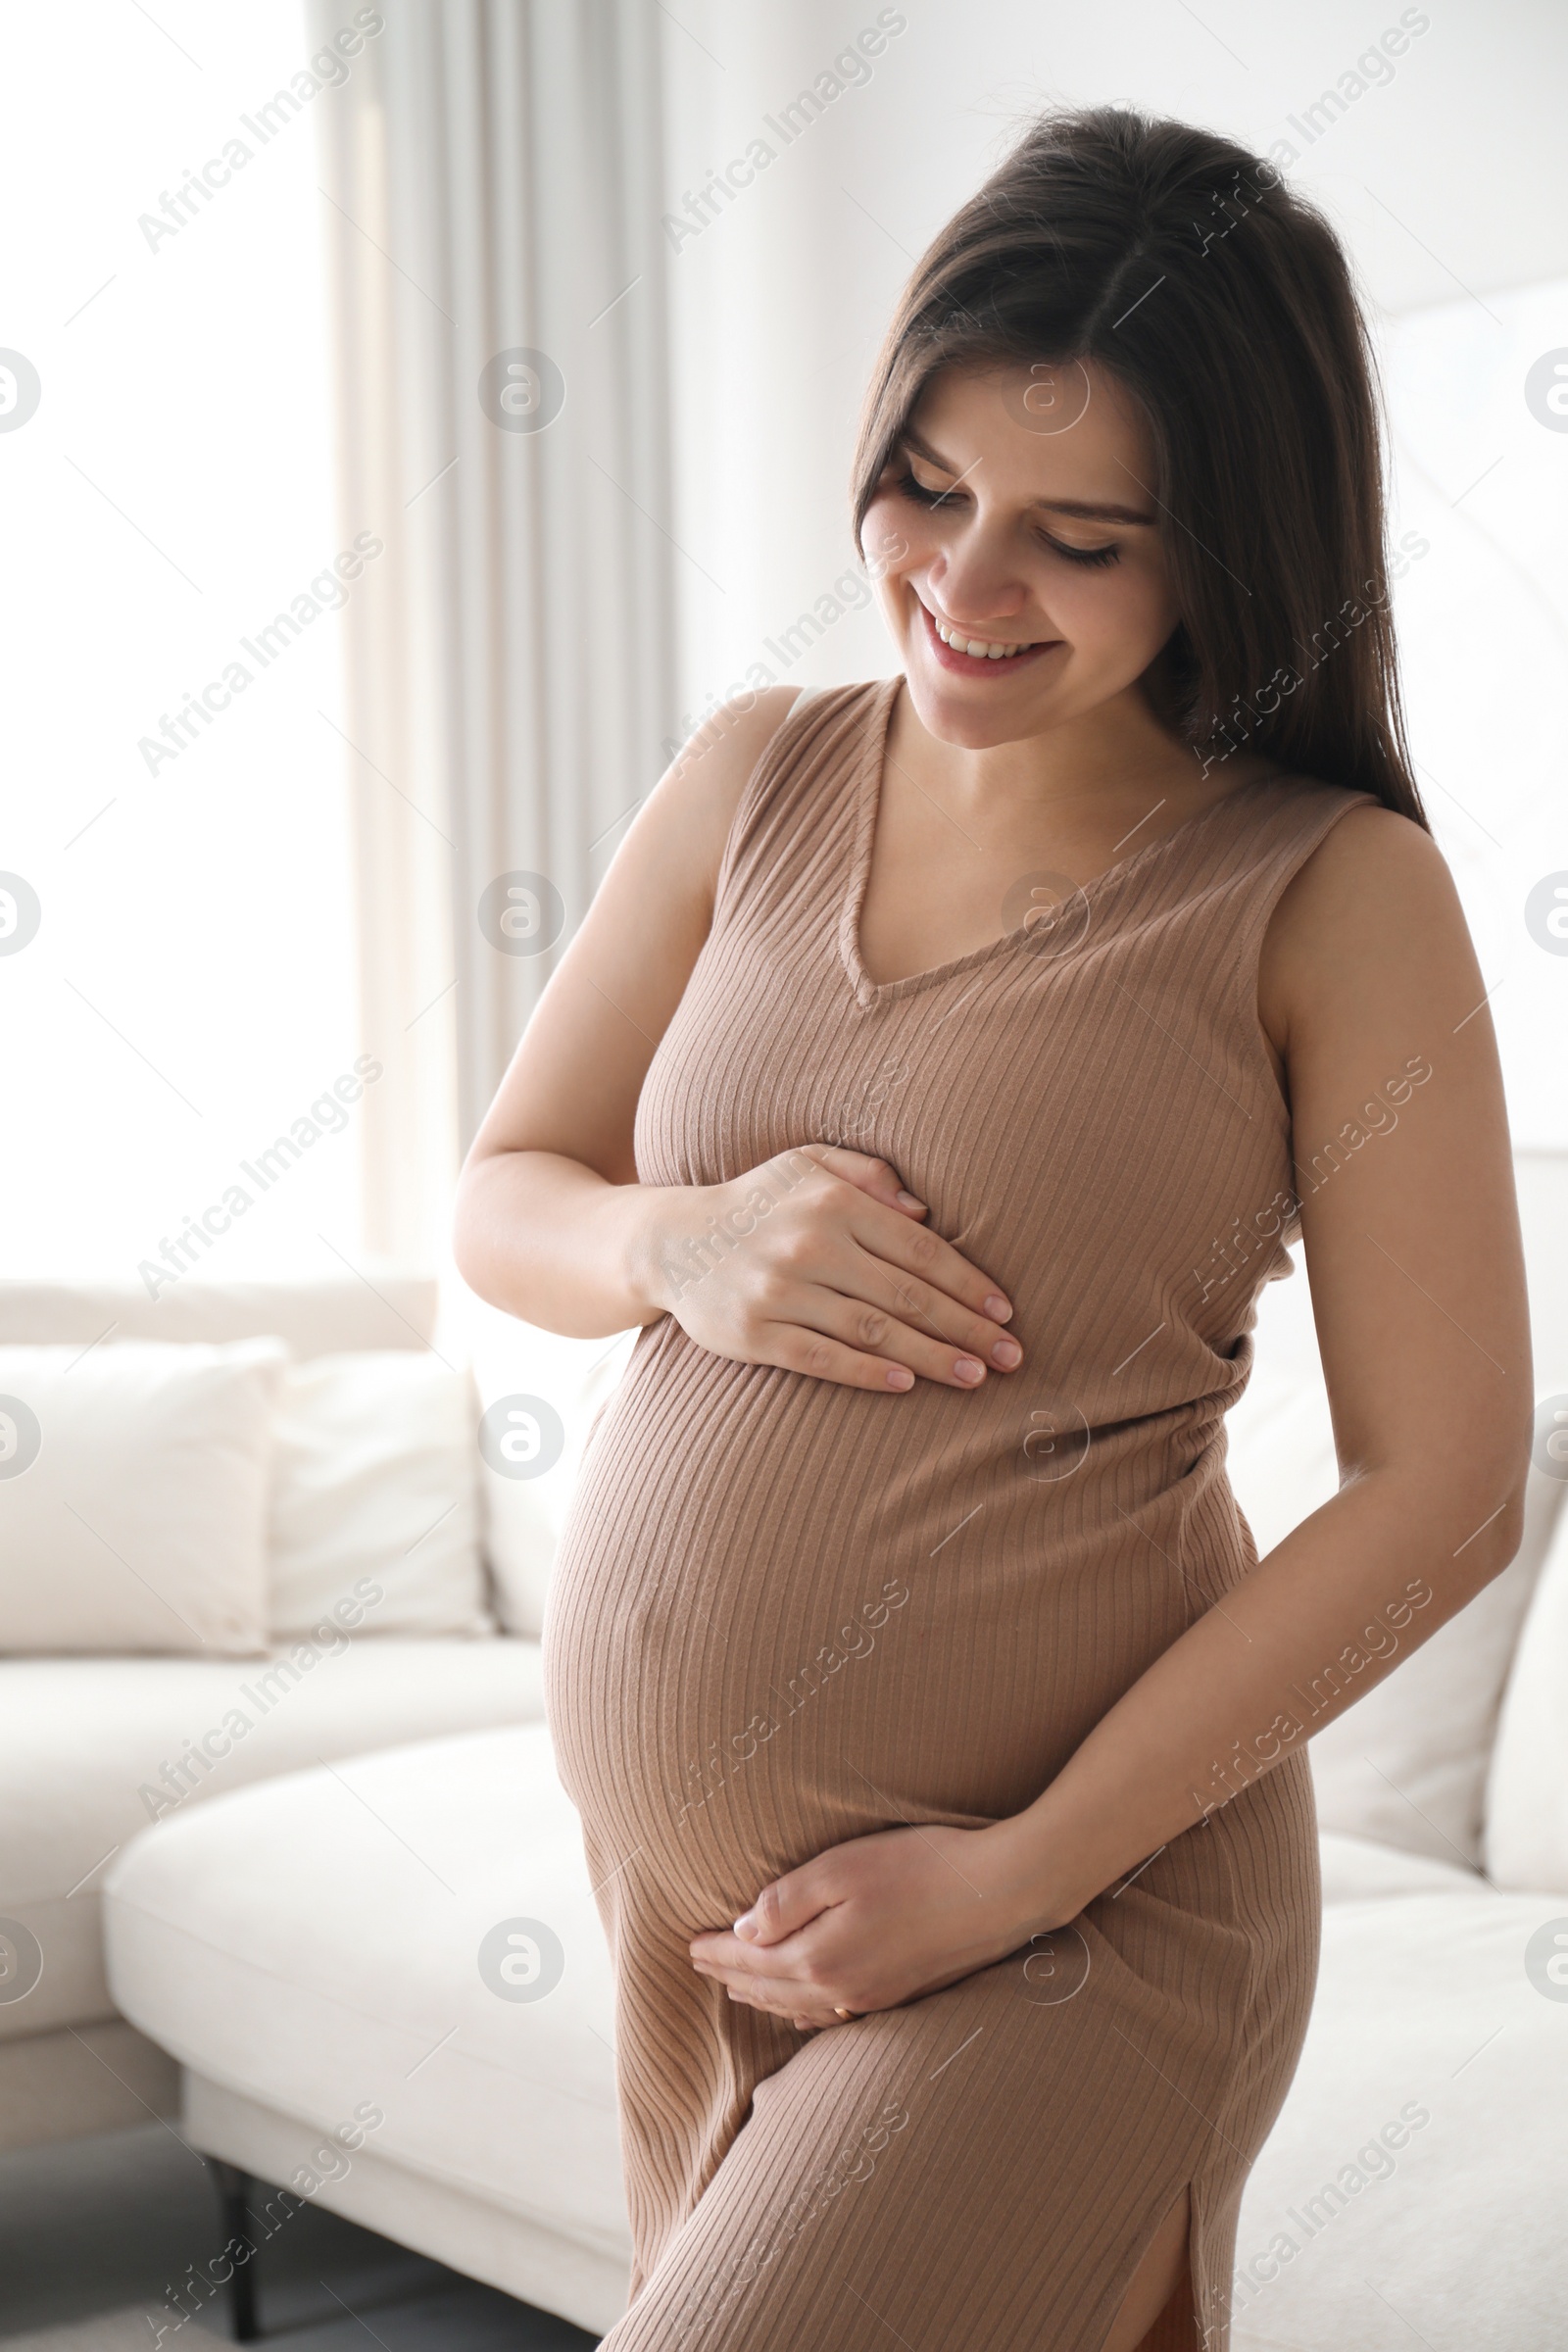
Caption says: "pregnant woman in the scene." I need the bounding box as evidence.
[455,109,1529,2352]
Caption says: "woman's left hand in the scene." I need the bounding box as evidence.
[689,1822,1052,2032]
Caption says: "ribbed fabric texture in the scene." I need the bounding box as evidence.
[543,677,1376,2350]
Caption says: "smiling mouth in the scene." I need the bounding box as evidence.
[917,599,1059,673]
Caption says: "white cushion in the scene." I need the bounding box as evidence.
[1318,1830,1479,1905]
[1302,1487,1560,1872]
[449,1286,637,1639]
[1233,1886,1568,2348]
[268,1354,491,1641]
[0,1273,438,1358]
[0,1340,286,1659]
[0,1639,545,2041]
[1230,1248,1566,1870]
[1486,1496,1568,1893]
[103,1723,631,2267]
[1515,1151,1568,1369]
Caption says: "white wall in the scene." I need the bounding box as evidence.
[1382,274,1568,1151]
[658,0,1568,1145]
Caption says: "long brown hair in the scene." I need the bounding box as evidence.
[850,107,1427,825]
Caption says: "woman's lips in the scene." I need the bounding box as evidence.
[916,597,1061,677]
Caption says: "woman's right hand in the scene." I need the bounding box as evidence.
[636,1146,1022,1392]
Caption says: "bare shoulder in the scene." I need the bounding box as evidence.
[632,685,808,910]
[1258,795,1471,1048]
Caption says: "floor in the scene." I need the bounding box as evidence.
[0,2124,600,2349]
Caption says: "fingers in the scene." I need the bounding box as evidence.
[841,1247,1024,1380]
[733,1869,829,1946]
[797,1145,928,1220]
[761,1323,920,1393]
[763,1271,1020,1391]
[690,1917,864,2029]
[854,1199,1013,1329]
[696,1953,846,2031]
[686,1148,1020,1394]
[718,1968,848,2032]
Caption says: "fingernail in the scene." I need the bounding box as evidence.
[955,1356,985,1384]
[897,1190,924,1210]
[991,1337,1022,1368]
[984,1294,1011,1321]
[886,1365,914,1390]
[733,1910,757,1937]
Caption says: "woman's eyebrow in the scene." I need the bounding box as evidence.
[896,428,1156,527]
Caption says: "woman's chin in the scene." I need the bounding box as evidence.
[901,662,1068,751]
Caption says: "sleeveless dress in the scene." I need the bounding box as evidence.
[543,675,1377,2351]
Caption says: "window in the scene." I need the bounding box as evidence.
[1384,272,1568,1148]
[0,3,367,1283]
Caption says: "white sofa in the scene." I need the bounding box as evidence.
[22,1155,1568,2345]
[0,1273,564,2153]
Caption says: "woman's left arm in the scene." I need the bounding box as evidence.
[692,806,1533,2028]
[988,805,1534,1915]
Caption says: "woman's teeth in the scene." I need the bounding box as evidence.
[931,614,1038,660]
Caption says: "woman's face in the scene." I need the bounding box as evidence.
[859,360,1184,750]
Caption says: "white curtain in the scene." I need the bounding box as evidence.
[308,0,676,1265]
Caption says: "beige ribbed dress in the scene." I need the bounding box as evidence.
[544,676,1375,2350]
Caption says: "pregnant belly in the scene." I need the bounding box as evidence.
[542,1328,1223,1919]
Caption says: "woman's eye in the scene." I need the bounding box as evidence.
[892,469,1120,568]
[893,466,956,509]
[1044,536,1120,568]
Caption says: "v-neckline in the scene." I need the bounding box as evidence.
[837,674,1284,1006]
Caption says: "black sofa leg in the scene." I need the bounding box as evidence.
[209,2159,262,2342]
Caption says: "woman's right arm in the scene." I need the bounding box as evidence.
[451,691,1023,1393]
